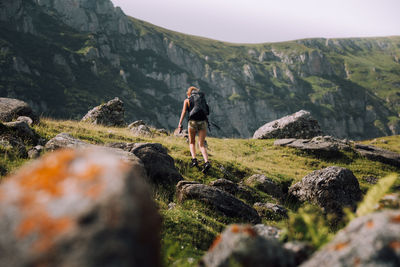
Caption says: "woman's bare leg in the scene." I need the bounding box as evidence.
[188,127,197,159]
[198,129,208,162]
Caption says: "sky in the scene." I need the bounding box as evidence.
[111,0,400,44]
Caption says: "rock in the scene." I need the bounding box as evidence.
[130,143,183,186]
[0,136,27,158]
[0,97,38,123]
[253,110,323,139]
[289,166,362,215]
[168,202,177,210]
[209,179,238,195]
[199,224,296,267]
[379,193,400,210]
[283,241,313,265]
[245,174,283,199]
[274,136,353,155]
[27,145,44,159]
[0,148,161,267]
[301,210,400,267]
[16,116,33,126]
[81,97,125,126]
[176,181,261,224]
[130,124,153,137]
[355,144,400,168]
[253,224,282,240]
[127,120,146,129]
[3,120,40,144]
[254,202,288,220]
[45,133,142,164]
[362,175,378,184]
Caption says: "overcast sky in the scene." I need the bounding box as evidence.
[111,0,400,44]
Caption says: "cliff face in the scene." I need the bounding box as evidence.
[1,0,399,139]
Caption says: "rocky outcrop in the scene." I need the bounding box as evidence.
[209,178,239,195]
[0,148,161,267]
[355,144,400,168]
[253,110,323,139]
[301,210,400,267]
[81,97,125,127]
[0,98,38,123]
[176,181,261,224]
[274,136,353,155]
[200,224,296,267]
[289,166,362,214]
[244,174,284,199]
[254,202,288,220]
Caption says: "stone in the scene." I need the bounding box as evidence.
[0,148,161,267]
[127,120,146,129]
[199,224,296,267]
[130,143,183,186]
[130,124,153,137]
[254,202,288,220]
[17,116,33,126]
[244,174,283,199]
[253,224,282,240]
[45,133,142,164]
[253,110,323,139]
[3,121,39,144]
[27,145,44,159]
[176,181,261,224]
[209,178,238,195]
[283,241,313,265]
[81,97,125,126]
[355,144,400,168]
[0,97,38,123]
[301,210,400,267]
[289,166,362,215]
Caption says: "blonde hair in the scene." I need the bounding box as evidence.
[187,86,199,97]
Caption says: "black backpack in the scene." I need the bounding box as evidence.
[188,91,209,121]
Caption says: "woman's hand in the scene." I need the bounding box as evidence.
[178,124,183,133]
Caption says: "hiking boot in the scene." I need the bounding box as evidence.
[201,161,211,174]
[190,158,198,168]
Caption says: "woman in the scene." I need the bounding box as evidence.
[178,86,211,173]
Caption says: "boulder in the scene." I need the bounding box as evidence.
[199,224,296,267]
[274,136,352,155]
[254,202,288,220]
[289,166,362,214]
[209,178,238,195]
[128,120,146,129]
[130,143,183,186]
[253,224,282,240]
[245,174,283,199]
[130,124,153,137]
[301,210,400,267]
[2,121,40,144]
[27,145,44,159]
[81,97,125,126]
[355,144,400,168]
[176,181,261,224]
[16,116,33,126]
[45,133,142,164]
[0,148,161,267]
[0,97,38,123]
[253,110,322,139]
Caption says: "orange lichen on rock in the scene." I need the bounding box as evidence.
[16,211,73,252]
[353,257,361,265]
[209,234,222,251]
[332,241,350,251]
[18,149,76,196]
[230,224,240,233]
[389,241,400,251]
[390,214,400,223]
[243,226,257,237]
[366,220,374,229]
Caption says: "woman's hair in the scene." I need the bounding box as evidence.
[187,86,199,97]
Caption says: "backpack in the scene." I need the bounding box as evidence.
[188,91,209,121]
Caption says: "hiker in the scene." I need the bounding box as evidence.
[178,86,211,173]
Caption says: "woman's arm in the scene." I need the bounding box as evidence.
[178,99,189,131]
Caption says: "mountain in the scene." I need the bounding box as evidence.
[1,0,399,139]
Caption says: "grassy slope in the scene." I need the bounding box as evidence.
[0,118,397,265]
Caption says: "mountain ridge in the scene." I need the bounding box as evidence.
[0,0,399,139]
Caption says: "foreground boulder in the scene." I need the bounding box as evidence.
[200,224,295,267]
[0,97,38,123]
[81,97,125,126]
[0,148,161,267]
[253,110,322,139]
[301,210,400,267]
[176,181,261,224]
[355,144,400,168]
[289,166,362,214]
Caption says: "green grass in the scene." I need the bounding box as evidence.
[0,118,397,266]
